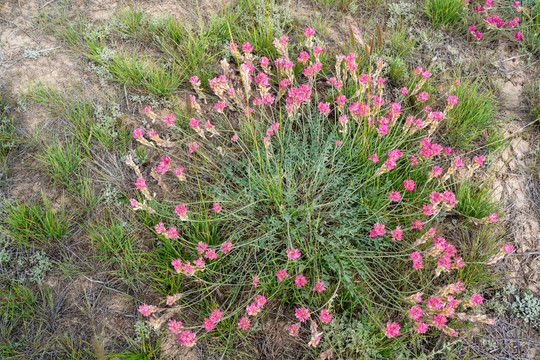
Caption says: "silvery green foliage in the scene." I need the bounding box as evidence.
[0,232,52,284]
[102,183,122,206]
[22,46,51,60]
[511,291,540,329]
[134,320,153,343]
[253,0,291,38]
[387,1,416,28]
[322,317,385,359]
[25,251,53,284]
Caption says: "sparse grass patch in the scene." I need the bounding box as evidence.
[28,83,130,152]
[0,96,18,176]
[425,0,465,27]
[525,79,540,123]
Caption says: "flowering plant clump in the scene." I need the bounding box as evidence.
[467,0,534,44]
[125,27,511,355]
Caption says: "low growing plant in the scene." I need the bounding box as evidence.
[123,28,511,356]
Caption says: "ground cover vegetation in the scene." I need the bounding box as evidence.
[0,0,538,358]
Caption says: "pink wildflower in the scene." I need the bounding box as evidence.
[289,323,300,336]
[423,204,436,217]
[178,331,196,347]
[432,314,447,328]
[168,319,183,333]
[408,305,423,321]
[275,269,289,282]
[175,204,188,218]
[304,27,315,37]
[335,95,347,106]
[403,179,415,191]
[204,248,217,260]
[488,213,498,223]
[427,297,443,310]
[411,220,424,231]
[231,133,239,142]
[369,223,386,237]
[313,281,326,293]
[134,177,146,190]
[369,154,379,163]
[384,322,401,338]
[514,32,523,41]
[411,251,424,270]
[429,166,443,178]
[133,128,144,138]
[388,191,402,202]
[399,87,409,95]
[319,309,332,323]
[210,310,223,322]
[193,257,205,267]
[297,51,310,64]
[295,274,307,288]
[410,156,419,166]
[166,227,178,239]
[242,42,253,53]
[502,242,515,253]
[238,317,251,330]
[220,241,232,254]
[335,140,342,146]
[474,155,485,166]
[391,226,403,241]
[259,56,270,67]
[295,307,310,322]
[471,294,483,306]
[138,304,155,317]
[202,318,215,331]
[287,248,301,261]
[212,203,222,213]
[214,101,227,112]
[416,92,429,103]
[416,322,429,334]
[252,275,259,287]
[254,295,267,307]
[446,95,459,108]
[196,242,208,255]
[318,102,331,115]
[188,141,200,153]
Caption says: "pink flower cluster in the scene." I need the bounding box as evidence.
[246,295,267,317]
[202,309,223,332]
[154,156,170,175]
[154,222,178,239]
[419,137,443,158]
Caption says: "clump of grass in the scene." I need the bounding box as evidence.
[455,178,499,220]
[442,78,498,148]
[2,193,70,245]
[88,210,148,285]
[425,0,465,27]
[39,140,83,185]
